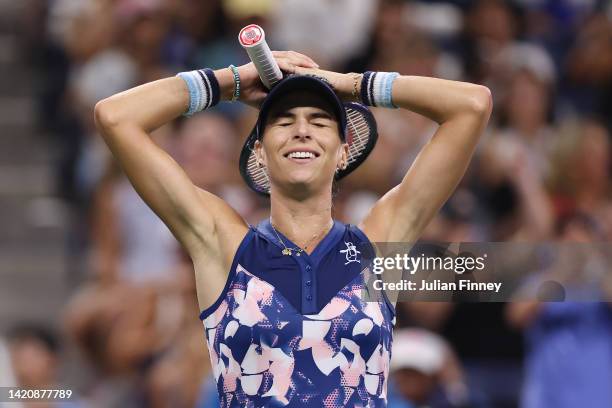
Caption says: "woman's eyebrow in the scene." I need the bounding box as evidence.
[309,111,334,120]
[269,109,334,122]
[269,111,295,121]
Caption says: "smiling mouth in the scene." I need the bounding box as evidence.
[284,151,320,163]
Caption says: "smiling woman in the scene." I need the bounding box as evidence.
[93,49,491,407]
[252,78,350,199]
[239,76,379,199]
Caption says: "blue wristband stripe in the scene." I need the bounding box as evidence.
[360,71,399,109]
[177,72,200,116]
[176,69,221,116]
[380,72,399,108]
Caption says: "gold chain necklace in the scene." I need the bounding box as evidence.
[270,218,333,256]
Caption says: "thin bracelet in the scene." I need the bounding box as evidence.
[228,65,240,101]
[351,73,362,102]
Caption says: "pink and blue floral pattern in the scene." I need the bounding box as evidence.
[203,264,394,407]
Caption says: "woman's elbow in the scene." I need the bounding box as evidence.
[469,85,493,118]
[94,98,120,132]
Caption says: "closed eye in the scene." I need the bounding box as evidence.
[310,112,334,128]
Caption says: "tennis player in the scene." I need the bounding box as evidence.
[94,51,491,407]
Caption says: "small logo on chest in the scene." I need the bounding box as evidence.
[340,242,361,265]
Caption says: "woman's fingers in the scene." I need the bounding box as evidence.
[288,51,319,68]
[276,59,297,74]
[272,50,319,68]
[276,59,320,77]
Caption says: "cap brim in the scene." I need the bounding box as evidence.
[256,75,347,140]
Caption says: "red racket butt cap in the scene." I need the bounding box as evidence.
[239,24,264,47]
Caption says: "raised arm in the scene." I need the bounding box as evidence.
[361,76,492,242]
[279,67,491,242]
[93,52,319,258]
[94,74,236,256]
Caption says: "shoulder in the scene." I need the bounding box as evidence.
[344,222,371,243]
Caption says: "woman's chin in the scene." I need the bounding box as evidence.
[284,168,318,184]
[278,175,327,194]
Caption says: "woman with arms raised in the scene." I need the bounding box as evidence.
[94,50,491,407]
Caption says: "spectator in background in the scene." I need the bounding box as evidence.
[506,213,612,408]
[491,44,557,178]
[5,325,81,408]
[388,328,475,408]
[271,0,377,70]
[459,0,522,84]
[114,0,174,82]
[565,11,612,130]
[472,45,556,241]
[8,326,59,388]
[0,336,20,408]
[186,0,269,74]
[548,118,611,220]
[475,128,554,241]
[471,42,556,240]
[63,276,206,407]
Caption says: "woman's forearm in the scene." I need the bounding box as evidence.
[94,77,188,133]
[94,69,236,134]
[323,70,491,125]
[391,76,492,124]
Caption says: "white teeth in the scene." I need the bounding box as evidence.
[288,151,315,159]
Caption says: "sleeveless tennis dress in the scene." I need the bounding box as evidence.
[200,220,395,407]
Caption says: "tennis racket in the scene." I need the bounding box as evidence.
[237,25,379,195]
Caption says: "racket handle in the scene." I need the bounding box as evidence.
[238,24,283,89]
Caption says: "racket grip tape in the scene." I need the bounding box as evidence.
[238,24,283,89]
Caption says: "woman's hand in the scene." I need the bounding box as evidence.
[287,67,361,102]
[215,51,321,108]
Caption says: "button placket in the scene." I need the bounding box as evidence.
[305,265,312,300]
[301,262,316,313]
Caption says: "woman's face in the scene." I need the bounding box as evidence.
[505,71,549,131]
[574,122,610,186]
[256,92,348,197]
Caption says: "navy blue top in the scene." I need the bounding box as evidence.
[201,219,379,318]
[198,219,395,407]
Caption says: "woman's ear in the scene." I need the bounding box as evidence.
[338,143,349,170]
[254,140,266,167]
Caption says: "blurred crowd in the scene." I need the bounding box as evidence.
[4,0,612,407]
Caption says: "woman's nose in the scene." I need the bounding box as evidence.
[294,119,311,139]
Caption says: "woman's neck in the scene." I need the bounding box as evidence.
[269,192,333,249]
